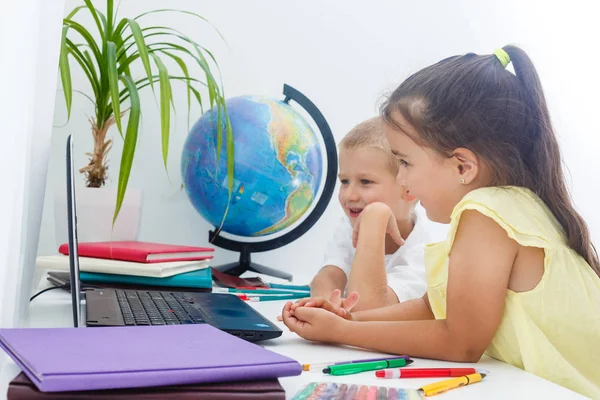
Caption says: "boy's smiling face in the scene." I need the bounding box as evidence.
[337,146,414,227]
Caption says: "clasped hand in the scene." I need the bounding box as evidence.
[278,289,359,342]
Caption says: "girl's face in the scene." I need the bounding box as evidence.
[384,115,471,224]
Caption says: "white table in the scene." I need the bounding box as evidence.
[0,276,587,400]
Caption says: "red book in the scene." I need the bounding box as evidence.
[59,241,214,263]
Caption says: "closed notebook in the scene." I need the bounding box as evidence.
[58,241,214,263]
[0,324,301,392]
[7,372,285,400]
[47,271,212,293]
[78,268,212,289]
[36,255,209,278]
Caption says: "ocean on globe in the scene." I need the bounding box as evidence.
[181,95,323,237]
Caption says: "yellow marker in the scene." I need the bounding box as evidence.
[418,372,486,396]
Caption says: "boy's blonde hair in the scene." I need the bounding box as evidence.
[339,117,398,173]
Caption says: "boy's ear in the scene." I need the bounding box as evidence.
[451,148,479,184]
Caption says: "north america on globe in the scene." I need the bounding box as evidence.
[181,95,323,237]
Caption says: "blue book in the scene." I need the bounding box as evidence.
[79,268,212,289]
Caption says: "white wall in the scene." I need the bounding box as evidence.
[0,0,64,329]
[39,0,600,282]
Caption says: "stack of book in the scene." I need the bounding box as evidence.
[37,241,214,292]
[1,324,296,399]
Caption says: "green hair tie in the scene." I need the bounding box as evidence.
[493,48,510,68]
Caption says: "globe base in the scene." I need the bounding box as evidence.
[213,260,292,281]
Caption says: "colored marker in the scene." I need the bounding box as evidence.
[418,372,487,397]
[215,287,309,295]
[376,367,477,379]
[323,358,413,376]
[344,384,358,400]
[268,283,311,291]
[228,293,301,301]
[246,293,307,302]
[302,355,410,371]
[234,286,310,293]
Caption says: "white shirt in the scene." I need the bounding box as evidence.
[322,213,430,302]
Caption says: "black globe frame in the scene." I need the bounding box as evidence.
[209,84,338,280]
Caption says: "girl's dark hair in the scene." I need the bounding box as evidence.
[381,45,600,277]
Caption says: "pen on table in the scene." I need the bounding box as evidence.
[227,293,307,301]
[302,356,410,372]
[245,293,308,302]
[214,287,310,295]
[267,283,311,291]
[323,358,413,376]
[235,284,311,292]
[376,367,478,379]
[417,372,487,397]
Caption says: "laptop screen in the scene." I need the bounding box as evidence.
[66,135,84,327]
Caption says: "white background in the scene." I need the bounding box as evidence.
[37,0,600,282]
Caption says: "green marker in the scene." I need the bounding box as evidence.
[323,358,413,376]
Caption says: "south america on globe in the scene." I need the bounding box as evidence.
[181,95,323,237]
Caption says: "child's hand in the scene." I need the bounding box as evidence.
[290,289,359,320]
[352,202,404,248]
[281,301,349,342]
[328,289,360,317]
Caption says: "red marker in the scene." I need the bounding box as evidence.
[375,368,477,379]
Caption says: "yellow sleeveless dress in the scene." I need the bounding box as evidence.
[424,186,600,398]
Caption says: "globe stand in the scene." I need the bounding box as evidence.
[208,234,293,281]
[208,84,338,282]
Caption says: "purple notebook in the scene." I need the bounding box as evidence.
[0,324,301,392]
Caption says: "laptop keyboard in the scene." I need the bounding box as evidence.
[116,290,207,326]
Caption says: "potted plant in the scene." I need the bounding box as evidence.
[57,0,234,242]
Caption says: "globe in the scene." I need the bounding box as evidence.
[181,95,324,237]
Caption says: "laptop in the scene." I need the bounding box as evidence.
[58,134,282,342]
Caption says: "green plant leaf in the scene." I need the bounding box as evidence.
[82,0,104,37]
[190,85,204,114]
[106,41,123,137]
[126,18,154,92]
[65,5,87,20]
[225,109,235,199]
[65,41,100,101]
[73,89,96,106]
[97,9,107,31]
[106,0,114,37]
[82,50,99,88]
[59,25,72,120]
[112,31,131,77]
[150,53,172,169]
[134,9,228,45]
[118,75,206,105]
[62,19,102,64]
[113,18,129,42]
[119,26,222,91]
[160,50,191,129]
[113,75,140,224]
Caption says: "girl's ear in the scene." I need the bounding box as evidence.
[451,148,480,184]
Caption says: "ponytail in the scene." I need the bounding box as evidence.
[503,45,600,276]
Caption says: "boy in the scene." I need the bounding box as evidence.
[310,117,429,311]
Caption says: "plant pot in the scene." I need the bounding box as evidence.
[54,186,142,249]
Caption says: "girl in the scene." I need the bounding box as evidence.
[281,45,600,398]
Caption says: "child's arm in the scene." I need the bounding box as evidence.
[352,294,434,321]
[344,204,404,310]
[310,265,347,298]
[283,208,518,362]
[345,261,399,311]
